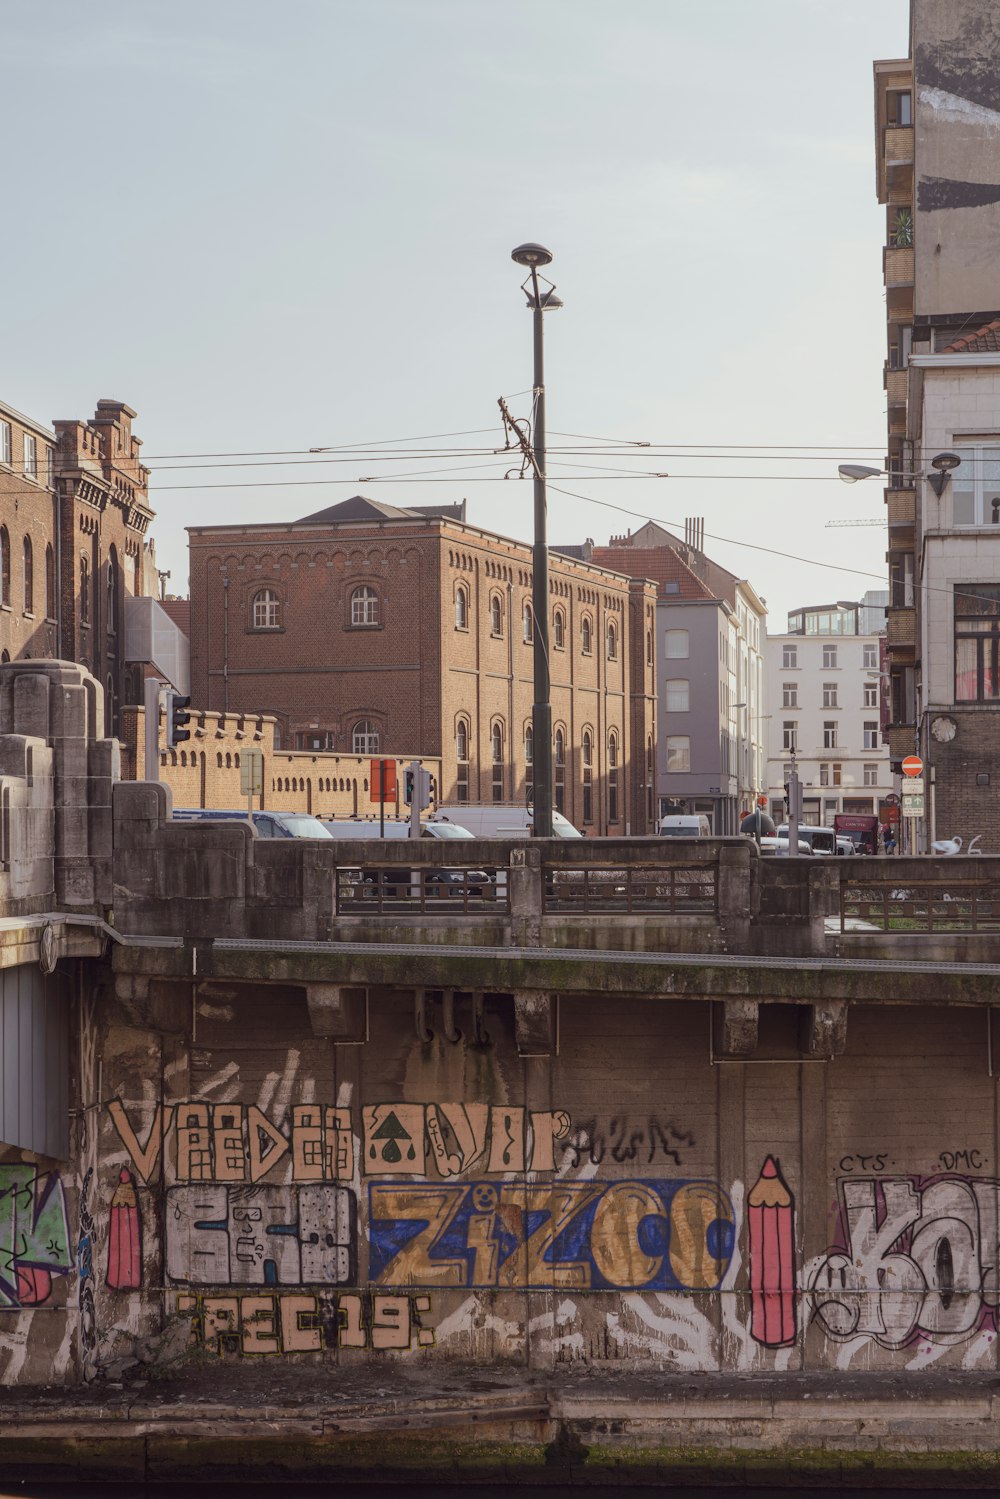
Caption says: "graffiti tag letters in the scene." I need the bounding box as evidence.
[177,1289,434,1354]
[369,1178,735,1291]
[0,1166,73,1309]
[812,1174,1000,1348]
[166,1184,357,1286]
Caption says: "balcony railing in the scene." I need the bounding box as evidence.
[541,864,718,916]
[842,875,1000,934]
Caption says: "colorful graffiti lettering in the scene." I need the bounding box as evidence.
[369,1179,735,1290]
[107,1100,355,1185]
[363,1103,571,1177]
[811,1174,1000,1348]
[747,1156,796,1348]
[0,1166,73,1309]
[176,1289,434,1355]
[165,1183,357,1286]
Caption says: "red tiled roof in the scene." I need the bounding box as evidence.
[943,318,1000,353]
[589,545,714,601]
[160,599,190,636]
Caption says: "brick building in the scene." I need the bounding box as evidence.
[0,395,158,734]
[188,496,657,833]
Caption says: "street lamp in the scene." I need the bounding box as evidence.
[837,452,962,497]
[512,242,563,838]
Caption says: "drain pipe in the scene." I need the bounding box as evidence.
[222,576,230,712]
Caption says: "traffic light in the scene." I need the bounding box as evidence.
[167,691,192,748]
[404,767,415,805]
[427,774,437,804]
[404,765,434,809]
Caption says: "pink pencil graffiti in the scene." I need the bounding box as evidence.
[106,1168,142,1290]
[748,1155,796,1348]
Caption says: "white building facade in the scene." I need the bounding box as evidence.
[764,597,893,828]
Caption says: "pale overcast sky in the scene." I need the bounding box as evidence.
[5,0,908,627]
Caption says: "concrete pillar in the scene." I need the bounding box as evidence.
[805,1000,848,1057]
[513,991,557,1056]
[509,846,542,947]
[305,984,368,1042]
[720,998,759,1057]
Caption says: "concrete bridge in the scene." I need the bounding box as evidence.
[3,660,1000,1485]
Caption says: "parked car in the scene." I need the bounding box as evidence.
[427,804,582,838]
[775,825,839,856]
[658,814,712,838]
[171,808,333,839]
[759,836,814,857]
[321,817,490,897]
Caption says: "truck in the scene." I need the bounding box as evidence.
[833,813,881,855]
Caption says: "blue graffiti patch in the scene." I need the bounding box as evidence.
[368,1179,735,1291]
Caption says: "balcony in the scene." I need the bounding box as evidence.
[883,126,914,195]
[884,246,914,320]
[886,605,916,653]
[886,485,915,526]
[884,366,908,406]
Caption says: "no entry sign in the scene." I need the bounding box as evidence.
[902,755,923,777]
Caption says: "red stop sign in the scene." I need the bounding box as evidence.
[902,755,923,777]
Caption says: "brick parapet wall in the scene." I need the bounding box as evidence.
[121,704,441,820]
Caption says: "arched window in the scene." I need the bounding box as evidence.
[455,585,468,631]
[252,588,280,629]
[524,724,533,765]
[646,628,653,666]
[554,727,565,814]
[491,721,504,803]
[0,650,9,665]
[80,555,89,623]
[456,718,470,803]
[582,730,594,825]
[581,615,592,654]
[352,720,379,753]
[22,537,32,614]
[523,602,533,643]
[107,546,119,634]
[351,585,378,626]
[646,734,654,826]
[44,545,54,619]
[607,620,618,661]
[106,672,117,735]
[490,594,503,637]
[553,609,565,649]
[0,527,9,608]
[608,731,620,825]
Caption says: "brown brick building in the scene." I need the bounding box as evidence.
[188,496,657,833]
[0,395,156,733]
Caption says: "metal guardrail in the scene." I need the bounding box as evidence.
[336,867,508,916]
[841,878,1000,934]
[542,865,717,915]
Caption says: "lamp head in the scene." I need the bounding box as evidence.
[512,242,554,268]
[838,464,884,484]
[931,451,961,473]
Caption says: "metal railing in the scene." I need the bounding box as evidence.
[336,866,508,915]
[841,877,1000,933]
[542,865,717,916]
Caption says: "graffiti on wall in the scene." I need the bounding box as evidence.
[106,1169,142,1291]
[0,1165,73,1309]
[108,1100,355,1184]
[747,1156,796,1348]
[369,1179,735,1290]
[561,1117,695,1170]
[176,1289,434,1355]
[363,1103,571,1176]
[166,1183,357,1286]
[811,1173,1000,1349]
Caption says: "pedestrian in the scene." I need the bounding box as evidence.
[882,824,896,856]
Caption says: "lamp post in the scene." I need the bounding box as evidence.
[512,243,563,837]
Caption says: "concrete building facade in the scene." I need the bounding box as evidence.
[874,1,1000,847]
[764,595,894,828]
[188,496,658,835]
[589,521,767,834]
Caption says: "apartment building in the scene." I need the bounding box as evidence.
[873,0,1000,847]
[588,520,767,834]
[764,595,892,827]
[188,495,657,834]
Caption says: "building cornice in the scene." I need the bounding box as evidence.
[910,352,1000,369]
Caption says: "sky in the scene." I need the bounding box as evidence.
[5,0,908,628]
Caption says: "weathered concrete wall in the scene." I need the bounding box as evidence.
[7,988,1000,1391]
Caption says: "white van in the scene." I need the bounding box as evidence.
[658,815,712,838]
[775,825,841,856]
[427,805,583,839]
[321,819,476,842]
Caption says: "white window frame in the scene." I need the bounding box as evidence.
[352,721,380,753]
[782,683,797,709]
[665,678,689,712]
[0,421,10,467]
[351,585,379,627]
[822,644,838,670]
[252,588,280,630]
[863,644,878,670]
[863,721,879,750]
[863,763,879,787]
[23,433,37,480]
[863,682,878,708]
[823,721,837,749]
[666,735,690,773]
[782,643,797,669]
[665,628,689,659]
[822,683,838,708]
